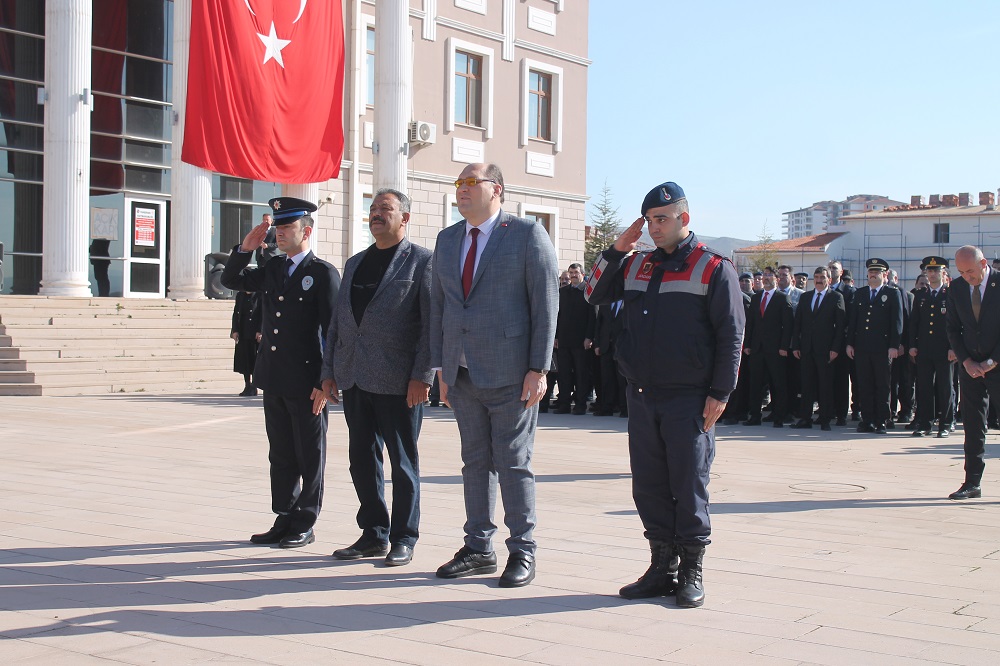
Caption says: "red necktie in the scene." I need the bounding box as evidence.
[462,228,480,298]
[760,291,768,316]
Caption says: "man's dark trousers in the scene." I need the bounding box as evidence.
[915,355,954,428]
[556,345,591,409]
[627,387,713,546]
[262,393,328,532]
[342,387,421,547]
[800,352,835,424]
[957,367,1000,485]
[855,352,892,426]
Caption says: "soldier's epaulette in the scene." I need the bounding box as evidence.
[696,243,734,268]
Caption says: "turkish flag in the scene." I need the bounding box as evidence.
[183,0,345,183]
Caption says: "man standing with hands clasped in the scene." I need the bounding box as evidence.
[222,197,341,548]
[945,246,1000,500]
[430,163,558,587]
[321,189,433,566]
[585,182,744,608]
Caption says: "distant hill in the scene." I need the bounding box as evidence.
[638,233,754,258]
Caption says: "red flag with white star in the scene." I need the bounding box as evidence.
[182,0,345,183]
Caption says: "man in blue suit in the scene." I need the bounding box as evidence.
[430,163,559,587]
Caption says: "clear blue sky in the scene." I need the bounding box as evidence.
[586,0,1000,240]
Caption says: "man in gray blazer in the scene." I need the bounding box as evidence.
[430,162,559,587]
[321,189,434,566]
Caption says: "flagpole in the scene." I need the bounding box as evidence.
[373,0,412,194]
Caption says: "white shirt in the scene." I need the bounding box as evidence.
[761,287,776,309]
[284,249,310,276]
[460,210,502,276]
[811,288,828,311]
[970,267,992,299]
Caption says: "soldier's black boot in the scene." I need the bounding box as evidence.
[675,544,706,608]
[619,540,679,599]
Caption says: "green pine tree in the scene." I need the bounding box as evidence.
[585,182,624,269]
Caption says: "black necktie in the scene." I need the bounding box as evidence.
[813,292,821,312]
[870,289,877,304]
[282,257,294,286]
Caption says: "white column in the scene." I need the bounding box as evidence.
[167,0,213,300]
[283,183,320,208]
[373,0,411,193]
[39,0,93,297]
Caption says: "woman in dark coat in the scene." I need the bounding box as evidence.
[231,291,261,396]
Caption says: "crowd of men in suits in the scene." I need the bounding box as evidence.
[718,254,1000,492]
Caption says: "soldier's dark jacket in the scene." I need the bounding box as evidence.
[584,233,745,401]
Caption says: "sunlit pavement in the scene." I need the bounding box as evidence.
[1,393,999,664]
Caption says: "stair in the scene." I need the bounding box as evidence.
[0,296,245,396]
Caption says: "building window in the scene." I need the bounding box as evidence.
[519,59,563,151]
[454,51,483,127]
[446,38,494,137]
[365,26,375,107]
[933,223,950,244]
[528,70,552,141]
[523,212,551,234]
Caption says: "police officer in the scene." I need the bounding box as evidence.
[846,258,903,434]
[222,197,341,548]
[584,182,744,609]
[909,256,956,437]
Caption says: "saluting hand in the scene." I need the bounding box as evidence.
[241,218,272,253]
[613,217,645,253]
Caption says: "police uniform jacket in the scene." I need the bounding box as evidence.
[910,286,951,360]
[222,247,341,397]
[846,284,903,353]
[584,233,745,400]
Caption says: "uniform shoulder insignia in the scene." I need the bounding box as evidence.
[698,244,728,259]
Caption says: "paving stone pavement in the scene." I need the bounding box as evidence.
[1,393,999,664]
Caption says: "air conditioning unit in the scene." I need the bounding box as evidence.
[408,120,437,145]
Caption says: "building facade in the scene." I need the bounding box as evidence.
[0,0,589,298]
[782,194,903,240]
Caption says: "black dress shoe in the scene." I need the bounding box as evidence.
[761,414,775,422]
[333,537,389,560]
[820,422,832,431]
[937,428,951,438]
[436,546,498,578]
[279,529,315,548]
[572,406,588,415]
[836,417,847,427]
[498,554,535,588]
[594,409,615,416]
[773,421,783,428]
[239,386,257,397]
[385,543,414,566]
[250,518,291,544]
[884,420,895,430]
[911,429,929,437]
[857,423,874,433]
[874,425,888,435]
[553,407,571,415]
[948,484,982,500]
[743,418,762,426]
[851,412,861,422]
[791,420,812,429]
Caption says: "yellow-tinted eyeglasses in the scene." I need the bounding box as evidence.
[454,178,496,188]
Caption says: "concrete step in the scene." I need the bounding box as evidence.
[23,356,232,374]
[0,383,43,396]
[0,310,230,325]
[0,295,234,310]
[12,345,232,359]
[0,359,27,371]
[41,377,243,396]
[0,370,35,384]
[6,327,230,342]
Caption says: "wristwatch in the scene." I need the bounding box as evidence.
[529,367,549,376]
[987,359,996,368]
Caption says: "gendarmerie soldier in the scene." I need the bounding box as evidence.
[222,197,341,548]
[846,258,903,434]
[909,256,956,438]
[585,181,744,609]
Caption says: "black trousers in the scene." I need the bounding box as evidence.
[854,351,892,426]
[786,355,802,419]
[262,393,328,532]
[957,365,1000,486]
[342,387,422,546]
[800,351,835,424]
[890,354,915,419]
[914,355,955,429]
[746,351,788,421]
[556,345,591,408]
[597,348,626,412]
[627,387,713,546]
[832,354,852,419]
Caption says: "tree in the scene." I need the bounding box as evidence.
[585,182,624,269]
[746,223,778,273]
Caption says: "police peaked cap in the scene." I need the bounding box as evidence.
[268,197,318,225]
[641,182,686,214]
[920,256,948,270]
[865,257,890,271]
